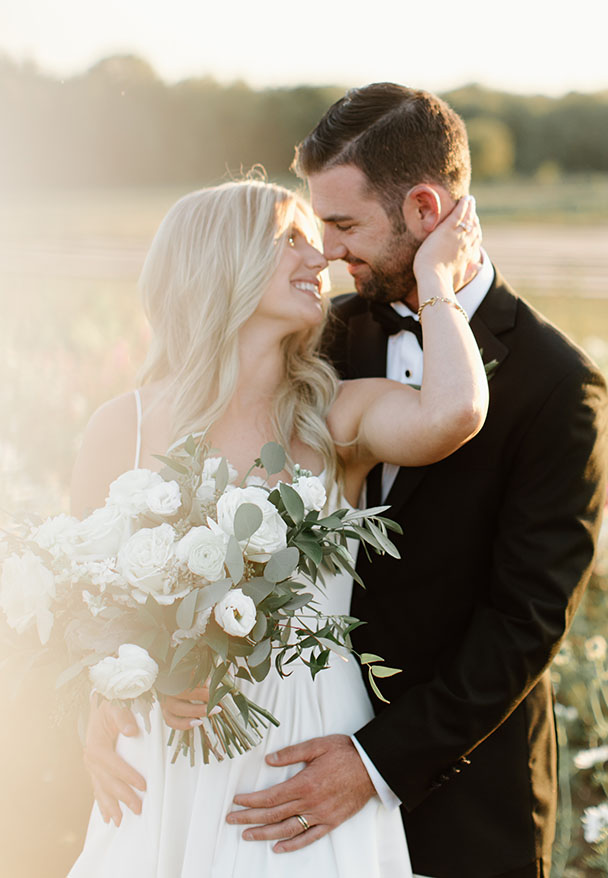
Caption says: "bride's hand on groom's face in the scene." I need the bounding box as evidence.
[413,194,482,292]
[83,698,146,826]
[160,685,219,730]
[226,734,376,852]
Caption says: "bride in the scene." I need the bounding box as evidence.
[69,179,487,877]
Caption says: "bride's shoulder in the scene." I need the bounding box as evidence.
[70,390,140,518]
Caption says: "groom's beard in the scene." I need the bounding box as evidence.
[350,227,419,304]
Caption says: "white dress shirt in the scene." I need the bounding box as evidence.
[352,252,496,826]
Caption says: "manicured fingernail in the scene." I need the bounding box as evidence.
[274,844,285,853]
[243,831,253,841]
[189,719,204,727]
[267,751,279,763]
[208,706,221,716]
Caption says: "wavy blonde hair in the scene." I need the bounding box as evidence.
[137,179,341,484]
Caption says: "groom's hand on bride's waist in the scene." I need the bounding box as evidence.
[84,698,146,826]
[226,734,376,852]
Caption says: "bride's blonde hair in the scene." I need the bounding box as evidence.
[137,179,341,484]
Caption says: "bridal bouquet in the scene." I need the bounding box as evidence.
[0,438,401,764]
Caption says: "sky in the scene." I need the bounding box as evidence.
[1,0,607,96]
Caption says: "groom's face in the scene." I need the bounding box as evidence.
[308,164,421,306]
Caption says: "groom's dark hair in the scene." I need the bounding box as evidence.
[293,82,471,228]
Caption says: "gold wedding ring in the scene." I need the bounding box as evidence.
[456,221,472,232]
[295,814,310,831]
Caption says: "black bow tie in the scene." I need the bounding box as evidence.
[370,302,423,346]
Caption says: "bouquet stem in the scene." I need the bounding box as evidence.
[167,690,280,764]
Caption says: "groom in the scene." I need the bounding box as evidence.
[225,84,608,876]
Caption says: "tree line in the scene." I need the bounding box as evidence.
[1,53,607,188]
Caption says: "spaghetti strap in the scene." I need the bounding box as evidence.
[133,389,143,470]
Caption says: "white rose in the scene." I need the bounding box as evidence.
[71,505,132,560]
[145,480,182,516]
[172,608,212,646]
[118,523,182,603]
[214,588,256,637]
[196,457,238,504]
[177,526,227,581]
[30,514,80,559]
[216,486,287,560]
[0,551,56,643]
[107,469,164,516]
[292,475,327,512]
[89,643,158,700]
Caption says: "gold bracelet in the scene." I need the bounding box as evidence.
[417,296,468,321]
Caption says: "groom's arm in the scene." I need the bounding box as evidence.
[227,356,608,848]
[356,360,608,810]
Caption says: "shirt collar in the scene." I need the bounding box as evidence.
[390,248,495,321]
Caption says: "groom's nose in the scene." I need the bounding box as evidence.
[322,226,348,261]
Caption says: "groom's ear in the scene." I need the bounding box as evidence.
[401,184,446,236]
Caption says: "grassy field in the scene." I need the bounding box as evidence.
[0,178,607,877]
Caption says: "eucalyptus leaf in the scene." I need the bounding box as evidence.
[234,503,263,542]
[260,442,286,475]
[242,577,275,604]
[316,636,350,658]
[195,578,232,612]
[215,457,230,494]
[294,535,323,566]
[283,592,314,610]
[170,638,198,672]
[249,654,271,682]
[155,666,196,695]
[251,610,267,641]
[225,535,245,584]
[360,653,384,664]
[279,482,305,524]
[151,628,171,663]
[205,624,229,661]
[367,670,390,704]
[152,454,189,475]
[370,665,402,678]
[176,588,199,630]
[264,546,299,583]
[248,637,271,667]
[367,521,400,559]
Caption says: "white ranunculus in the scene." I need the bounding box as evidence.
[71,505,132,561]
[0,551,56,643]
[30,513,80,559]
[89,643,158,700]
[107,468,164,516]
[172,608,212,645]
[145,480,182,516]
[582,802,608,843]
[196,457,239,504]
[214,588,256,637]
[176,526,227,581]
[118,523,183,603]
[292,475,327,512]
[216,486,287,560]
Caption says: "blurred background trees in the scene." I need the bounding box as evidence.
[2,53,607,189]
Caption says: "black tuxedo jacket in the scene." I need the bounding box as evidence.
[322,271,608,877]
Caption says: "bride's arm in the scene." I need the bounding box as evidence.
[328,197,489,471]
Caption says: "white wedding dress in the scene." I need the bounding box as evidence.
[69,393,412,878]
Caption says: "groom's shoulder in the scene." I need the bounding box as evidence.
[328,292,369,322]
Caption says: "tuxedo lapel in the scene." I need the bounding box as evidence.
[348,310,388,379]
[382,270,518,518]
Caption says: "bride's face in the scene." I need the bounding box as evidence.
[255,215,328,330]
